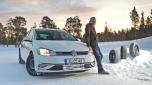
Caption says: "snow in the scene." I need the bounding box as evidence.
[1,37,152,85]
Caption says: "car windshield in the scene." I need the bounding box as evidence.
[35,29,77,41]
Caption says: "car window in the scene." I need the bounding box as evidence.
[23,31,30,41]
[35,30,77,41]
[24,31,33,40]
[27,30,33,40]
[25,31,30,38]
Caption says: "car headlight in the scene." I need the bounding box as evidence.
[38,48,56,56]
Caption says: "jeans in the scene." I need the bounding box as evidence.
[91,42,104,72]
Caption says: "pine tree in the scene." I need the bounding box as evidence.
[146,16,151,26]
[6,16,27,45]
[140,11,145,28]
[150,9,152,26]
[104,21,109,33]
[103,22,110,41]
[0,23,4,44]
[130,6,140,28]
[130,6,139,39]
[40,16,57,29]
[32,22,37,28]
[64,16,82,39]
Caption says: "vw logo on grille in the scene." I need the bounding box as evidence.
[71,50,77,56]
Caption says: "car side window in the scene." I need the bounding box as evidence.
[22,31,30,41]
[23,30,33,41]
[28,30,33,40]
[26,32,30,38]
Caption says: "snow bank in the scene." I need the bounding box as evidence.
[98,36,152,83]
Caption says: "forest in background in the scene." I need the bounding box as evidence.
[0,7,152,46]
[97,7,152,42]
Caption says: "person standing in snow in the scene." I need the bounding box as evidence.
[85,17,109,74]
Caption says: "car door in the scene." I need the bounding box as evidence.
[21,30,33,62]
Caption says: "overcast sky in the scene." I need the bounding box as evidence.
[0,0,152,33]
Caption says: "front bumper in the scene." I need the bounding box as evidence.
[34,54,95,73]
[36,62,95,73]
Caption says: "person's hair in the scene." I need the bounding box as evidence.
[89,17,96,23]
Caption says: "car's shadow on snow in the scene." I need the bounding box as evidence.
[37,71,99,79]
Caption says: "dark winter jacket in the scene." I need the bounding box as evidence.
[85,23,97,47]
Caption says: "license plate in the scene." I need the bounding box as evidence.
[69,58,85,64]
[63,64,84,70]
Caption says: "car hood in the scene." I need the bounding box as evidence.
[34,40,88,52]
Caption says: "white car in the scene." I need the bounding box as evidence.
[19,28,95,76]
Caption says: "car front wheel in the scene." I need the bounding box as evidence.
[26,52,41,76]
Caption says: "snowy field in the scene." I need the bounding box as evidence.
[0,37,152,85]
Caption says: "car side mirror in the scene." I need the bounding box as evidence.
[24,39,32,42]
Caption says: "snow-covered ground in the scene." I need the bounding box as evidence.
[0,37,152,85]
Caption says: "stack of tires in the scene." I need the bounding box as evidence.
[109,42,140,64]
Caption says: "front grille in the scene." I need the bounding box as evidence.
[56,51,88,56]
[77,51,88,55]
[47,65,63,70]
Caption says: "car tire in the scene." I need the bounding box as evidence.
[19,48,25,64]
[26,52,41,76]
[120,46,127,59]
[129,42,140,58]
[109,49,120,63]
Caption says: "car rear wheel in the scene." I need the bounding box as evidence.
[26,52,41,76]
